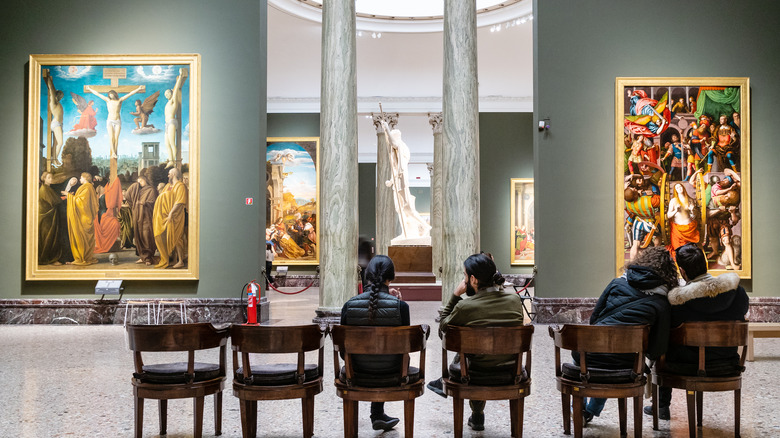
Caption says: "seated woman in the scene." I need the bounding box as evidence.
[576,246,678,424]
[340,255,410,431]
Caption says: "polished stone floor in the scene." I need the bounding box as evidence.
[1,287,778,437]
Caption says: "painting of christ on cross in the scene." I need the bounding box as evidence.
[25,54,200,281]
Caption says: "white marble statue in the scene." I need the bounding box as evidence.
[381,120,432,245]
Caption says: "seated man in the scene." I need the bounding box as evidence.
[644,243,748,420]
[435,253,525,431]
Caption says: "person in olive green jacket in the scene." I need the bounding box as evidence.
[433,253,526,431]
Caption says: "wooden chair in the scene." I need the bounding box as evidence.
[549,324,649,438]
[441,325,534,438]
[126,323,229,438]
[230,324,326,438]
[331,324,429,438]
[650,321,748,437]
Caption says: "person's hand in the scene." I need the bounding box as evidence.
[454,279,467,297]
[389,287,403,300]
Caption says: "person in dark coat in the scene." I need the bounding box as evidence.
[578,246,679,423]
[340,255,410,432]
[644,243,749,420]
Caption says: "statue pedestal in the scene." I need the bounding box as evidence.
[388,245,436,283]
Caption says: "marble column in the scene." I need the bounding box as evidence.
[442,0,480,301]
[428,112,444,287]
[316,0,358,323]
[373,112,399,256]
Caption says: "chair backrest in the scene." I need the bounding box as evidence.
[442,325,534,384]
[127,323,229,352]
[331,324,429,355]
[668,321,749,373]
[230,324,325,354]
[549,324,649,377]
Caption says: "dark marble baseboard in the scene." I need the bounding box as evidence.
[532,297,780,324]
[0,298,269,325]
[271,275,320,288]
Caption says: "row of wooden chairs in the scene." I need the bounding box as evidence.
[126,321,747,438]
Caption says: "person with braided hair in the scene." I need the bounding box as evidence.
[340,255,410,431]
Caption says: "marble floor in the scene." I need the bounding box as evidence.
[1,287,778,437]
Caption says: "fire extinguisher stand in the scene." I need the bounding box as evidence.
[246,281,260,324]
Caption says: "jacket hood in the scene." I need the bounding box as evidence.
[667,273,740,306]
[626,265,669,295]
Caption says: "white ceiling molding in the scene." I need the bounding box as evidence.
[267,95,533,113]
[268,0,532,33]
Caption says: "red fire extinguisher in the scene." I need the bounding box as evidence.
[246,280,260,324]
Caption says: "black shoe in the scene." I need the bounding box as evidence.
[427,377,447,398]
[583,410,594,425]
[643,405,670,420]
[371,414,400,431]
[468,413,485,431]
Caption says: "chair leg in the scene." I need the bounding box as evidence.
[158,399,167,435]
[134,396,144,438]
[735,388,741,438]
[618,398,627,437]
[342,400,358,438]
[686,390,696,438]
[249,400,258,438]
[651,383,658,430]
[215,391,223,436]
[561,393,571,435]
[572,396,583,438]
[239,399,249,438]
[302,395,315,438]
[511,397,524,438]
[633,396,642,438]
[453,396,464,438]
[696,391,703,426]
[193,395,205,438]
[404,398,415,438]
[510,399,517,437]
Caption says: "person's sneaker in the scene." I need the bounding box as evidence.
[467,413,485,431]
[583,410,594,425]
[643,405,670,420]
[371,414,400,431]
[426,377,447,398]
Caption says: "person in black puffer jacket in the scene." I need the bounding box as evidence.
[340,255,410,432]
[576,246,679,423]
[644,243,749,420]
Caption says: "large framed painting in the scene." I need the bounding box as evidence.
[510,178,534,266]
[615,77,750,278]
[26,54,200,280]
[266,137,320,265]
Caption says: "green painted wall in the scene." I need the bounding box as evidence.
[479,113,535,275]
[534,0,780,296]
[0,0,266,298]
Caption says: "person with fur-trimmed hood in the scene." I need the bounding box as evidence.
[644,243,749,421]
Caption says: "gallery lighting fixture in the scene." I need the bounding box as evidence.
[489,13,533,33]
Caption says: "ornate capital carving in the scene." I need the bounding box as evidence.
[372,112,399,133]
[428,112,443,134]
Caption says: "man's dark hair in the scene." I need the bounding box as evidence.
[464,253,504,289]
[675,243,707,279]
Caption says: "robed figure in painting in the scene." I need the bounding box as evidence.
[94,177,122,253]
[153,168,187,269]
[126,175,158,265]
[66,172,99,265]
[38,172,62,265]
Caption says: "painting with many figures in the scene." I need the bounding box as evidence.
[26,54,200,280]
[510,178,534,266]
[266,137,320,265]
[615,78,750,278]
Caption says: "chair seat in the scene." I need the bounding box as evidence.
[561,362,639,384]
[339,366,420,388]
[448,361,528,385]
[135,361,222,383]
[235,363,319,385]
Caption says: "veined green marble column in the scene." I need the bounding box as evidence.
[428,112,444,291]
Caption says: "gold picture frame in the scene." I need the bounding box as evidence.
[266,137,320,266]
[615,77,750,278]
[26,54,200,280]
[510,178,534,266]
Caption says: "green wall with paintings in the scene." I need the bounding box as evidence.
[0,0,266,298]
[534,0,780,297]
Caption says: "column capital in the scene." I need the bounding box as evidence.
[372,112,399,133]
[428,112,443,134]
[426,162,434,176]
